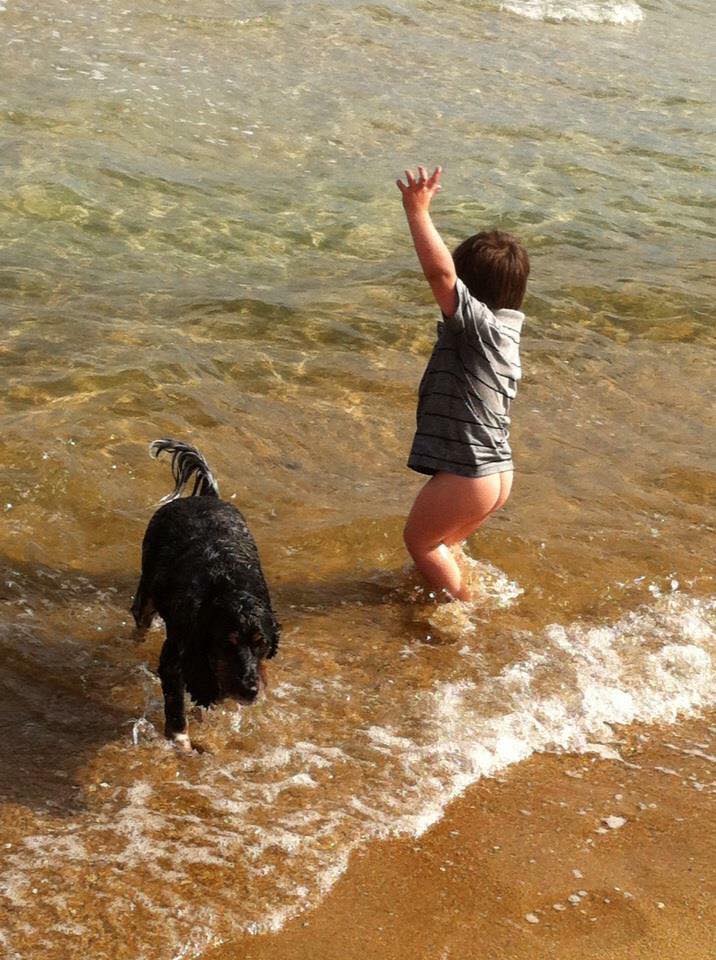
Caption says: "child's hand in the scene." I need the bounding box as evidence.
[396,164,457,316]
[396,165,442,215]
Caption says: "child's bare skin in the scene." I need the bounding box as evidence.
[403,456,512,602]
[398,165,525,602]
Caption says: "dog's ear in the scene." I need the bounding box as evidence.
[226,591,259,627]
[237,594,280,658]
[265,612,281,659]
[215,587,278,654]
[218,590,261,637]
[234,590,258,612]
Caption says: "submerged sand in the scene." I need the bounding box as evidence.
[207,713,715,960]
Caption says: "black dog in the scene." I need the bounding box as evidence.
[131,439,280,750]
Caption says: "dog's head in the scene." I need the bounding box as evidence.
[194,588,280,706]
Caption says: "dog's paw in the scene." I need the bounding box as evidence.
[169,731,193,753]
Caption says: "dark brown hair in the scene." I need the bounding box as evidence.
[452,230,530,311]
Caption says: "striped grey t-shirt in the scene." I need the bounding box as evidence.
[408,278,524,479]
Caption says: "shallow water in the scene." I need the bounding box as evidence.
[0,0,714,957]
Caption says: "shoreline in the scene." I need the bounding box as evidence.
[206,713,715,960]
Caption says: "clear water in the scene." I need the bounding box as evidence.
[0,1,714,957]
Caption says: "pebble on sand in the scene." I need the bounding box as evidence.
[602,815,627,829]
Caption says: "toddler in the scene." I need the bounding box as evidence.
[397,165,529,602]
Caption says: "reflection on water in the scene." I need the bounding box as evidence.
[501,0,644,25]
[0,0,714,957]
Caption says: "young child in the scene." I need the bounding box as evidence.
[397,165,529,602]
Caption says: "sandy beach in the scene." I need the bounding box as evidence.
[209,714,715,960]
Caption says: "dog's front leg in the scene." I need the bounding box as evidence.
[158,637,191,752]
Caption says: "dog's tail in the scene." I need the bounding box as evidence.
[149,439,220,502]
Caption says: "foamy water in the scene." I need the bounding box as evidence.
[0,578,713,957]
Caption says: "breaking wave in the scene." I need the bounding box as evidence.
[0,588,712,958]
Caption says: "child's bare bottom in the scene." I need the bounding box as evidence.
[403,470,513,602]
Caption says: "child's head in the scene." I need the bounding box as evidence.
[452,231,530,311]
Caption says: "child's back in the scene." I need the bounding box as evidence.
[408,270,524,480]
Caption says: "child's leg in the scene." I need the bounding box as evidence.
[403,472,506,601]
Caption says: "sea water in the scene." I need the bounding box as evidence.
[0,0,714,957]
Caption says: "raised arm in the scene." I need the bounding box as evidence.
[397,165,458,317]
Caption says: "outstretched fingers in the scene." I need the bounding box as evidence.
[396,168,416,193]
[416,164,441,187]
[396,164,443,196]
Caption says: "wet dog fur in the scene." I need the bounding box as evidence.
[131,440,280,750]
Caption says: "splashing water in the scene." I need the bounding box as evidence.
[0,588,713,958]
[424,552,524,642]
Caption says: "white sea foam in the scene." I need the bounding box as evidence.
[359,594,715,844]
[426,557,523,641]
[500,0,644,24]
[0,593,712,959]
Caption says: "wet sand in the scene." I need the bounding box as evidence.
[208,713,715,960]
